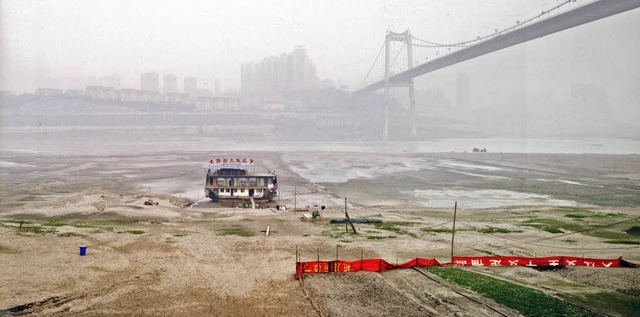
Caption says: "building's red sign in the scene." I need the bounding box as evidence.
[207,157,255,166]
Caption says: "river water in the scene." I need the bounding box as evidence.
[210,137,640,155]
[3,135,638,208]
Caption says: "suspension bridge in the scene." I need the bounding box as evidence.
[356,0,640,139]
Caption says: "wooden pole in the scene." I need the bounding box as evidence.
[297,244,301,278]
[451,201,457,265]
[336,244,339,261]
[345,197,357,234]
[294,186,297,212]
[345,197,348,233]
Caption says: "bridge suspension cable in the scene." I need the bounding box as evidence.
[409,0,578,50]
[358,40,386,90]
[389,43,406,70]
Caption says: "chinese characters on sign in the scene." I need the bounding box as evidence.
[451,256,616,268]
[207,158,255,166]
[300,261,353,274]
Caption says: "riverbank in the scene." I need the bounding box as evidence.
[1,150,638,315]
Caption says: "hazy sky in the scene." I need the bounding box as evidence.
[1,0,639,93]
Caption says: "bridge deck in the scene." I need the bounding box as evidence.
[358,0,640,94]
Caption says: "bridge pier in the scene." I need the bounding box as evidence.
[384,29,417,140]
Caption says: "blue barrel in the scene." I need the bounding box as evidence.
[79,245,87,256]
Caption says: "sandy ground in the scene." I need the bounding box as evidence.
[1,150,639,316]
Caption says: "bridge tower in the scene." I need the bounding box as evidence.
[384,29,416,139]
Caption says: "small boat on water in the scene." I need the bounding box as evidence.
[203,157,278,206]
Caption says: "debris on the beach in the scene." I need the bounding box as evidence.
[329,218,383,224]
[144,199,159,206]
[311,206,321,219]
[260,226,277,235]
[300,207,322,221]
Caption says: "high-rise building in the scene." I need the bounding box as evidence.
[241,46,317,95]
[184,77,197,96]
[290,45,317,91]
[163,74,178,94]
[141,72,159,92]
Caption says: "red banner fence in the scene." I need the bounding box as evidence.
[295,256,637,278]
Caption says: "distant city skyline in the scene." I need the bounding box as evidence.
[1,0,638,132]
[19,71,228,97]
[2,1,637,92]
